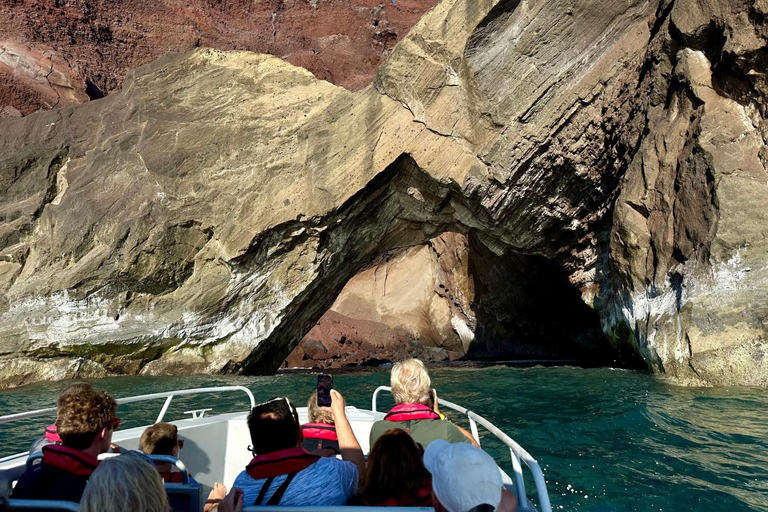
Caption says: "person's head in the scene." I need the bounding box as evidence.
[56,384,118,453]
[362,428,430,505]
[79,453,170,512]
[391,358,431,405]
[247,397,300,455]
[307,391,335,425]
[140,422,182,457]
[424,440,503,512]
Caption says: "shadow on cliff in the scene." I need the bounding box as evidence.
[465,232,646,369]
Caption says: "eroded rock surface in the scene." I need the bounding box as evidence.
[0,41,89,117]
[1,0,766,387]
[0,0,436,115]
[288,231,627,369]
[606,0,768,386]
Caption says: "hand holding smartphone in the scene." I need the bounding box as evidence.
[317,374,333,407]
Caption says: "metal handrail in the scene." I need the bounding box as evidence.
[372,385,551,512]
[0,386,256,426]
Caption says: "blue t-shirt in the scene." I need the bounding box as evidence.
[233,456,358,506]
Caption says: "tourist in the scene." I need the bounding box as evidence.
[301,390,340,456]
[205,483,244,512]
[369,358,478,449]
[361,428,432,506]
[11,383,119,502]
[139,421,197,484]
[232,391,365,506]
[78,452,170,512]
[424,440,517,512]
[27,382,93,457]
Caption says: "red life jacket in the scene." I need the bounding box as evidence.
[385,403,440,422]
[365,479,433,507]
[246,447,320,480]
[160,471,184,483]
[41,445,99,477]
[300,423,338,441]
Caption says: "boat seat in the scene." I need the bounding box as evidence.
[146,454,203,512]
[7,499,79,512]
[25,451,43,469]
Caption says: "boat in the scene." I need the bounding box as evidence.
[0,385,552,512]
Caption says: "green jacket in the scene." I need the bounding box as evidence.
[369,418,472,450]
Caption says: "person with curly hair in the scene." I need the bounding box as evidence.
[12,382,119,502]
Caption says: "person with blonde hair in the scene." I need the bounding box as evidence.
[369,358,478,449]
[79,452,169,512]
[301,391,340,456]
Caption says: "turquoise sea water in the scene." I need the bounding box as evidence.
[1,366,766,512]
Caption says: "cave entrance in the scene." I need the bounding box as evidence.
[283,230,643,371]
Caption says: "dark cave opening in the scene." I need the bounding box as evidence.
[465,233,645,369]
[283,229,645,372]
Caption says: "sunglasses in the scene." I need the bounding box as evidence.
[254,396,298,423]
[177,439,184,449]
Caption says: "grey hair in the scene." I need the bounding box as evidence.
[79,453,170,512]
[390,358,431,405]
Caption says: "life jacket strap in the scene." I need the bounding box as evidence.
[255,472,299,505]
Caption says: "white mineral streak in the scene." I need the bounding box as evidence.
[451,315,475,352]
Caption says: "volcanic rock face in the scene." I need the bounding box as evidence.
[1,0,766,387]
[0,0,436,115]
[607,0,768,386]
[288,231,624,369]
[0,41,89,118]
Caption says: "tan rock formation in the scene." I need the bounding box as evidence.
[607,0,768,386]
[1,0,766,387]
[286,233,472,369]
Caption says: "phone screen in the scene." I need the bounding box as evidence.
[317,374,332,407]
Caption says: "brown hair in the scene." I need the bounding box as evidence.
[362,428,431,505]
[307,391,334,425]
[56,385,117,450]
[140,422,179,455]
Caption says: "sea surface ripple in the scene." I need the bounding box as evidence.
[0,366,766,512]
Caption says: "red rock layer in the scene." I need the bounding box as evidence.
[0,0,436,115]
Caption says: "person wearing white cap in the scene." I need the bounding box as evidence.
[424,440,517,512]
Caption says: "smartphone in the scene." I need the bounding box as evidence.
[317,374,332,407]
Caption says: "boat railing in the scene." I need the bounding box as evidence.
[0,386,256,427]
[372,386,551,512]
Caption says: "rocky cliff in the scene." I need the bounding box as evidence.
[0,0,435,117]
[1,0,766,387]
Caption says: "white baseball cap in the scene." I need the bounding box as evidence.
[424,440,503,512]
